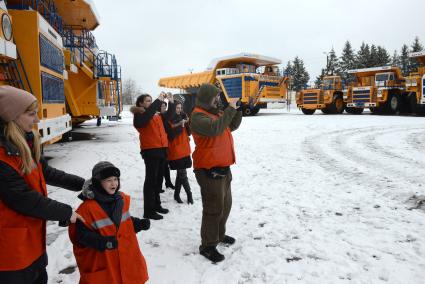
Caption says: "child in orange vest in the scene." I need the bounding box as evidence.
[69,161,149,284]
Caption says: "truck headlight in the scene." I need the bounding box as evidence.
[2,13,12,41]
[377,90,383,97]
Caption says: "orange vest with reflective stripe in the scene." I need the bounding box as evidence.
[69,192,148,284]
[0,147,47,271]
[191,107,236,169]
[167,124,191,161]
[136,114,168,150]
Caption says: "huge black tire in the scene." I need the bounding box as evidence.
[384,93,399,114]
[328,94,345,114]
[345,107,364,114]
[301,108,316,115]
[398,93,411,114]
[409,93,425,115]
[251,106,260,115]
[242,105,253,116]
[321,108,331,114]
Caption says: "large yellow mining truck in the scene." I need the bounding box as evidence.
[345,66,406,114]
[1,0,71,144]
[404,51,425,115]
[159,53,288,116]
[296,75,345,115]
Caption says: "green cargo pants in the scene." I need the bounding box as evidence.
[195,169,232,249]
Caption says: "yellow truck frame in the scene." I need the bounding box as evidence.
[405,51,425,115]
[159,53,288,116]
[296,75,345,115]
[345,66,406,115]
[58,0,122,126]
[2,1,72,144]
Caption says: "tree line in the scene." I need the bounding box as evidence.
[315,36,424,86]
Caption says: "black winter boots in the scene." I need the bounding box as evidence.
[199,246,225,263]
[174,177,193,204]
[174,179,183,203]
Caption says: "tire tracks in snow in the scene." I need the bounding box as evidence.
[302,125,425,195]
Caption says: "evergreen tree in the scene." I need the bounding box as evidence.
[283,61,294,77]
[411,36,424,52]
[409,36,424,74]
[399,44,410,76]
[339,41,356,82]
[325,48,339,76]
[356,42,371,68]
[369,44,379,67]
[376,46,390,66]
[292,56,310,91]
[391,50,400,67]
[315,68,326,87]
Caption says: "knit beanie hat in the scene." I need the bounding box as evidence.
[196,84,220,107]
[0,86,37,122]
[92,161,121,180]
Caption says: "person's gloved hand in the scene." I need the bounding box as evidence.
[102,236,118,251]
[132,217,150,232]
[140,218,150,231]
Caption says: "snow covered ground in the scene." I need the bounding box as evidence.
[45,107,425,284]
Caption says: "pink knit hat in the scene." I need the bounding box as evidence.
[0,86,37,122]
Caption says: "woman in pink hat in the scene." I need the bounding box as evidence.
[0,86,86,284]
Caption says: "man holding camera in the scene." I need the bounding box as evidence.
[190,83,242,262]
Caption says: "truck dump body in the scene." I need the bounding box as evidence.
[159,53,288,116]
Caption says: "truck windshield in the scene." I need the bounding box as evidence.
[322,78,334,90]
[375,74,389,81]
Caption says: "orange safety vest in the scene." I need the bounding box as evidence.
[191,107,236,169]
[136,114,168,150]
[167,123,191,161]
[69,192,149,284]
[0,147,47,271]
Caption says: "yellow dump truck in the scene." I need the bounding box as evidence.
[296,75,345,115]
[345,66,406,114]
[58,0,122,126]
[405,51,425,115]
[2,0,72,144]
[159,53,288,116]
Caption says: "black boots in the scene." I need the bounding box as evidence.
[156,206,169,214]
[182,178,193,204]
[200,246,225,263]
[143,212,163,220]
[221,235,236,245]
[174,177,193,204]
[174,179,183,203]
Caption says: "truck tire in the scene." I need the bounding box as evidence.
[301,108,316,115]
[242,106,252,116]
[333,95,345,114]
[384,93,399,114]
[321,108,331,114]
[409,93,424,115]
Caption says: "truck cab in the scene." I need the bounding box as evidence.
[345,66,405,114]
[296,75,345,115]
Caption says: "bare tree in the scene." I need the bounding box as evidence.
[122,78,138,105]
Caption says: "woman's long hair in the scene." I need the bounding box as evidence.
[3,101,41,174]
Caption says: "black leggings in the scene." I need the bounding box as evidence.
[143,156,165,215]
[0,267,47,284]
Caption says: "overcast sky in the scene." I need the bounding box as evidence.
[91,0,424,95]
